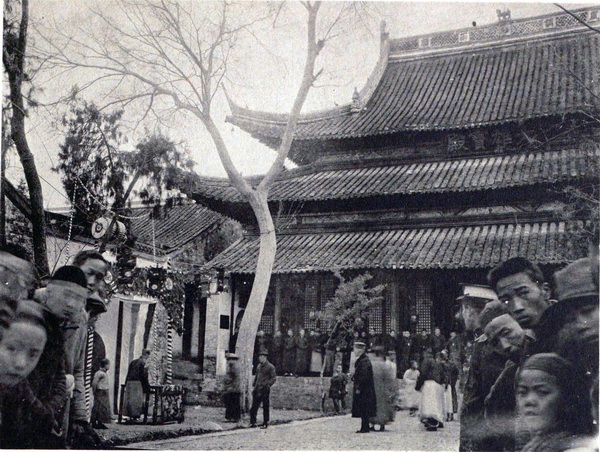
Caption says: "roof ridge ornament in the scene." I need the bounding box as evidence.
[496,8,512,22]
[351,87,361,113]
[380,20,388,42]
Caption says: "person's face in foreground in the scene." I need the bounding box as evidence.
[496,272,549,329]
[45,281,87,321]
[0,321,47,387]
[557,303,599,366]
[488,316,525,358]
[258,355,267,364]
[78,258,108,294]
[516,369,561,434]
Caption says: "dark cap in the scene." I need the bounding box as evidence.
[258,350,268,356]
[52,265,88,289]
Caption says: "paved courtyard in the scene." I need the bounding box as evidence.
[125,410,459,450]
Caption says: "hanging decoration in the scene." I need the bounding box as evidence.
[91,214,127,245]
[114,265,186,334]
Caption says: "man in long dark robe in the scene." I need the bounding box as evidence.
[123,350,151,420]
[351,342,376,433]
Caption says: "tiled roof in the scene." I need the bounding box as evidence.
[192,148,599,203]
[207,221,576,273]
[129,204,224,255]
[228,31,599,141]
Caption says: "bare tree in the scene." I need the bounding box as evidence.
[3,0,49,276]
[37,0,372,402]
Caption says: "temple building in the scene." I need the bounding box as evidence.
[193,7,600,374]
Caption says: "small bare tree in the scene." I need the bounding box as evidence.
[37,0,373,402]
[3,0,49,275]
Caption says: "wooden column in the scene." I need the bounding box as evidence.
[389,275,399,333]
[274,275,282,333]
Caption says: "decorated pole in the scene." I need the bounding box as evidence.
[166,327,173,384]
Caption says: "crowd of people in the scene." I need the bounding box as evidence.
[251,325,465,378]
[458,256,598,452]
[0,245,110,448]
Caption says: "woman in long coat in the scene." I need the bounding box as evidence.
[352,343,377,433]
[416,351,445,431]
[369,350,397,431]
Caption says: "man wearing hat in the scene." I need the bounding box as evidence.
[223,353,242,423]
[351,341,377,433]
[249,349,276,428]
[480,301,527,451]
[458,287,507,452]
[535,257,599,382]
[37,265,99,446]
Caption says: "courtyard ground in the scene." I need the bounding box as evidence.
[122,410,459,450]
[97,406,325,448]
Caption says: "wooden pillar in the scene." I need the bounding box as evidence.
[274,275,282,333]
[389,276,399,333]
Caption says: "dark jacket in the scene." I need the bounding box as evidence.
[223,361,242,394]
[253,360,276,392]
[383,334,397,354]
[351,353,377,418]
[270,334,283,373]
[459,335,508,452]
[431,333,446,354]
[294,334,310,375]
[283,335,296,373]
[412,334,431,357]
[126,358,150,393]
[416,357,445,389]
[329,373,348,399]
[484,360,519,452]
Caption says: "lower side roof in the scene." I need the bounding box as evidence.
[207,221,579,273]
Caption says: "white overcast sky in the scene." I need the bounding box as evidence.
[3,0,593,209]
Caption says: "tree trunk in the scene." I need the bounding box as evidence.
[235,192,276,410]
[3,0,49,277]
[0,147,7,247]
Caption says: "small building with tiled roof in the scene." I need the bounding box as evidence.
[195,6,599,359]
[2,179,240,393]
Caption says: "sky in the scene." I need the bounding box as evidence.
[3,0,594,209]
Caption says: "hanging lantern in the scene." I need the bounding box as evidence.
[91,216,127,245]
